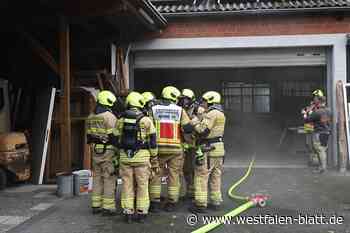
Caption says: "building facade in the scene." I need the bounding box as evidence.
[129,0,350,168]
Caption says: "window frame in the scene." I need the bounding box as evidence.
[222,82,271,113]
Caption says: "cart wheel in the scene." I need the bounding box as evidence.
[0,168,7,190]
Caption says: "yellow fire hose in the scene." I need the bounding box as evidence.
[191,158,269,233]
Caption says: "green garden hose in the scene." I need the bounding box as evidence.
[191,157,268,233]
[227,158,255,201]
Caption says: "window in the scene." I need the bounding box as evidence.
[280,80,320,97]
[222,82,270,113]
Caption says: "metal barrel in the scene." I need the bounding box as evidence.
[56,174,73,197]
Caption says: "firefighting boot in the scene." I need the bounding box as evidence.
[208,203,222,211]
[136,214,147,223]
[102,209,118,216]
[149,201,162,213]
[164,202,177,212]
[92,207,102,215]
[188,204,208,214]
[123,214,133,224]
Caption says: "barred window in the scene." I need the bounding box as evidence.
[222,82,270,113]
[280,80,319,97]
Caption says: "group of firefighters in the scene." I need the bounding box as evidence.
[85,85,331,223]
[301,89,331,174]
[86,86,226,223]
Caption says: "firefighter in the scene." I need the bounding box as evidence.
[178,89,197,200]
[301,89,325,166]
[86,90,118,215]
[307,94,331,174]
[190,91,226,213]
[149,86,192,212]
[113,91,158,223]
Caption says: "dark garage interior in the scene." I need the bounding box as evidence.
[135,66,326,166]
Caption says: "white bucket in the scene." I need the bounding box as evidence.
[73,170,92,195]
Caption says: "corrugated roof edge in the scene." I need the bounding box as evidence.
[143,0,168,27]
[159,6,350,17]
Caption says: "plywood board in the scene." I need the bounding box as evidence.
[31,87,56,184]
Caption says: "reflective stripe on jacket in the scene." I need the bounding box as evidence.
[152,103,184,155]
[195,109,226,157]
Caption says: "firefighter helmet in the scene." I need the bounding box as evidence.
[182,89,195,100]
[97,90,116,107]
[142,92,155,104]
[161,86,181,102]
[312,89,324,97]
[126,92,145,109]
[202,91,221,104]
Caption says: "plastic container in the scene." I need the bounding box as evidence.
[56,173,74,197]
[73,170,92,195]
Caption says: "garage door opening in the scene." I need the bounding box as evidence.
[135,66,326,166]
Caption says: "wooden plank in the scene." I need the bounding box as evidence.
[83,94,95,170]
[104,73,118,94]
[31,88,56,184]
[96,73,104,90]
[343,84,350,165]
[336,80,348,172]
[59,17,72,173]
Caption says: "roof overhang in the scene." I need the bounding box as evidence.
[42,0,167,32]
[151,0,350,18]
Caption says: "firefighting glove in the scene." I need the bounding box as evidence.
[195,147,205,166]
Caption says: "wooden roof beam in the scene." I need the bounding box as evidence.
[17,29,60,75]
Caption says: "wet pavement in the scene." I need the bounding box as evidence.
[0,184,60,233]
[2,166,350,233]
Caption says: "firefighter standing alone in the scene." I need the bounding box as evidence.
[307,91,331,174]
[190,91,226,213]
[301,89,325,166]
[86,90,118,215]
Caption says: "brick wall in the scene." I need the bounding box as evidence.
[149,14,350,38]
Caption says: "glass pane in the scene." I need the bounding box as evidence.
[242,84,253,88]
[227,82,242,88]
[243,96,252,113]
[254,96,270,113]
[231,88,241,95]
[242,88,252,96]
[231,97,241,111]
[254,88,270,95]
